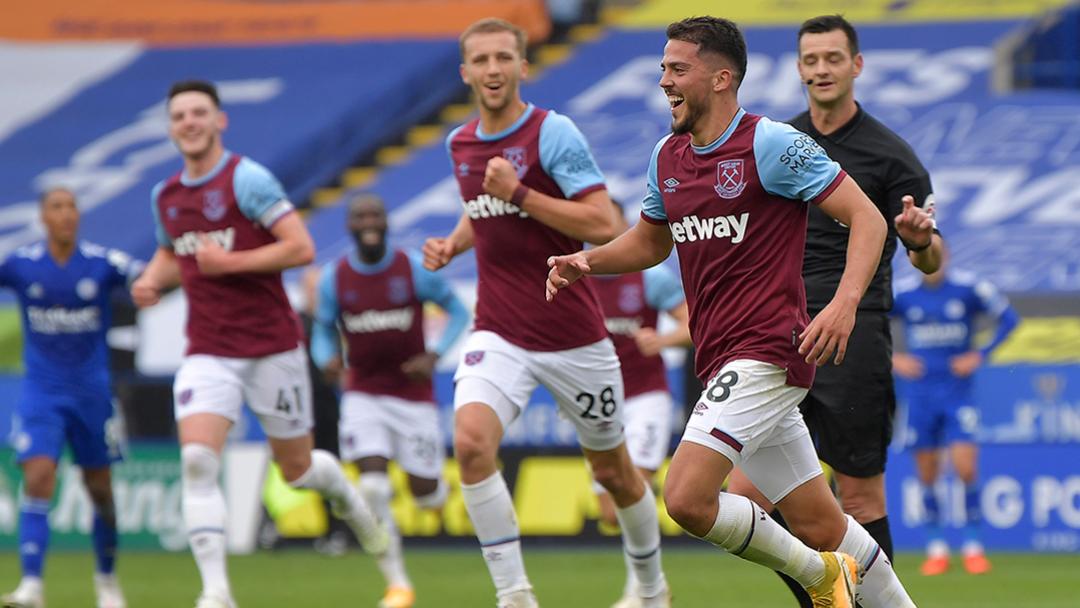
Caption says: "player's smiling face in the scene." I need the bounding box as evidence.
[40,189,79,246]
[460,31,527,114]
[660,39,725,136]
[798,29,862,106]
[168,91,226,161]
[348,196,388,258]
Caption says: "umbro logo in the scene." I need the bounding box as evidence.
[457,162,469,176]
[663,177,680,193]
[692,402,708,416]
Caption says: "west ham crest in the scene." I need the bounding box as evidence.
[464,351,485,366]
[202,190,227,221]
[388,276,410,304]
[618,284,643,313]
[714,159,746,200]
[502,146,528,179]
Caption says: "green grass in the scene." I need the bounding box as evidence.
[4,548,1077,607]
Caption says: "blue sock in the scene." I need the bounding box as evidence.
[19,497,51,578]
[963,484,982,543]
[921,484,943,542]
[92,510,118,575]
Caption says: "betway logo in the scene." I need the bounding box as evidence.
[605,317,643,336]
[342,307,414,333]
[464,194,529,220]
[669,213,748,244]
[173,228,236,256]
[27,306,101,334]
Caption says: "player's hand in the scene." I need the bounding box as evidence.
[422,237,455,271]
[130,275,162,308]
[634,328,665,357]
[323,355,343,385]
[799,299,856,366]
[401,351,439,382]
[894,195,934,249]
[195,235,233,276]
[482,156,519,202]
[950,350,984,378]
[892,352,925,379]
[546,252,590,302]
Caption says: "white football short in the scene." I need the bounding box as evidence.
[453,330,625,452]
[338,391,444,479]
[173,345,312,439]
[682,359,821,503]
[623,390,675,472]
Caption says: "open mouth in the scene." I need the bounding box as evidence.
[668,94,685,110]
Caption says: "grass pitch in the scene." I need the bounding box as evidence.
[3,547,1077,607]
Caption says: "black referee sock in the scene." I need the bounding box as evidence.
[768,509,813,608]
[862,516,895,561]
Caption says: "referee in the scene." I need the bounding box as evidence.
[729,14,941,608]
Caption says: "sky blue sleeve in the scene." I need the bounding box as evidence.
[643,264,684,311]
[310,262,341,370]
[409,252,470,357]
[445,126,464,175]
[753,117,843,202]
[150,181,172,248]
[234,158,294,227]
[641,135,671,223]
[538,111,607,199]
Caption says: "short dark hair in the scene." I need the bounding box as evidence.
[168,80,221,107]
[798,15,859,56]
[666,16,747,86]
[39,186,74,206]
[460,18,527,60]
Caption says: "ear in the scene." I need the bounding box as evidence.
[713,68,733,93]
[520,58,529,80]
[459,63,468,85]
[217,110,228,132]
[853,52,864,78]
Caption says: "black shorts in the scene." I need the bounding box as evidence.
[800,311,895,478]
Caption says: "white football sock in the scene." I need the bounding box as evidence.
[359,472,410,588]
[181,444,230,598]
[290,450,381,542]
[461,472,531,596]
[614,484,666,598]
[838,515,915,608]
[702,493,825,588]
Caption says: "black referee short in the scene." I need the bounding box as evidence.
[800,311,895,478]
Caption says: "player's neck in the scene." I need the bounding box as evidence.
[478,99,528,136]
[809,96,858,135]
[358,243,387,265]
[47,239,76,265]
[183,145,226,181]
[691,101,740,147]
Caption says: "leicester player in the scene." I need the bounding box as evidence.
[2,187,138,608]
[547,17,917,608]
[893,250,1018,576]
[131,80,386,608]
[311,193,470,608]
[423,18,669,608]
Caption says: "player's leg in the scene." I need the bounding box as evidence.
[173,354,247,607]
[538,341,669,606]
[4,393,65,607]
[249,348,385,556]
[69,393,126,608]
[910,393,949,576]
[453,332,537,606]
[669,360,858,606]
[948,399,989,574]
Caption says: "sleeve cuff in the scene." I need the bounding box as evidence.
[261,199,296,228]
[640,211,667,225]
[810,169,847,205]
[568,183,606,201]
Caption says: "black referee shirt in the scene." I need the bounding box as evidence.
[790,104,934,313]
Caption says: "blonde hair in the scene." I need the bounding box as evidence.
[459,18,527,59]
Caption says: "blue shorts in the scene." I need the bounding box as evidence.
[905,384,978,451]
[10,382,123,468]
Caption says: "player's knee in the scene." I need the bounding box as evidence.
[181,443,221,491]
[663,482,713,537]
[22,466,57,499]
[412,478,448,510]
[82,475,114,509]
[792,516,844,550]
[453,426,497,473]
[591,462,632,499]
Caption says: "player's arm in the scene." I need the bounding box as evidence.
[634,265,691,356]
[423,212,474,271]
[404,253,472,379]
[951,280,1020,377]
[804,177,887,364]
[309,263,343,383]
[131,246,181,308]
[547,219,673,301]
[196,212,314,275]
[505,182,619,245]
